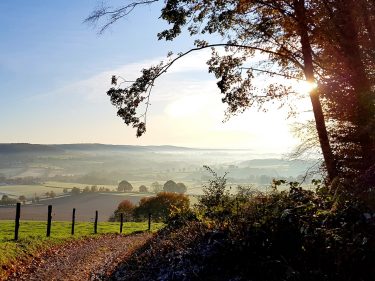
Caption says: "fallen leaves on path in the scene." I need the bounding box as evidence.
[5,233,152,281]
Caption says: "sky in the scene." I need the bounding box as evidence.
[0,1,313,153]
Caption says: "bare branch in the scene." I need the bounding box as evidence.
[84,0,159,34]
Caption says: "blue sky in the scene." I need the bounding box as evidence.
[0,1,312,152]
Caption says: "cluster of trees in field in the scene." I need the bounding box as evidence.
[117,180,187,194]
[0,175,41,185]
[68,185,112,195]
[110,192,190,222]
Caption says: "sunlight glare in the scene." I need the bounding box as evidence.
[295,80,318,95]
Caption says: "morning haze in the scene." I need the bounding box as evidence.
[1,0,372,280]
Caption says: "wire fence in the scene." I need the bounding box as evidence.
[8,203,153,241]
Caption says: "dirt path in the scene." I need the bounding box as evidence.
[5,233,152,281]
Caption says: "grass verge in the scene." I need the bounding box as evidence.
[0,220,164,279]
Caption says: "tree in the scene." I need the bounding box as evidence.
[87,1,375,185]
[139,185,148,193]
[134,192,190,221]
[176,182,187,193]
[151,181,163,193]
[18,195,26,204]
[314,0,375,185]
[163,180,178,192]
[113,199,135,221]
[71,187,81,195]
[118,180,133,192]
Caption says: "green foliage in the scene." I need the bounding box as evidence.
[193,172,375,281]
[197,166,233,223]
[0,220,164,279]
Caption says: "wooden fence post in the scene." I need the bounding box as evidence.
[14,202,21,241]
[148,213,151,231]
[46,205,52,237]
[94,210,98,234]
[120,213,123,234]
[71,208,76,235]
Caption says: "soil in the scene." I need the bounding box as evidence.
[4,233,152,281]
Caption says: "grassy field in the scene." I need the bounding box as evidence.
[0,184,64,198]
[0,220,164,278]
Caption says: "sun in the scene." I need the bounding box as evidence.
[294,80,318,95]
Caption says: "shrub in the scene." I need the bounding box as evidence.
[134,192,190,222]
[111,199,135,221]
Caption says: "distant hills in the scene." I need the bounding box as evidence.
[0,143,64,154]
[0,143,252,154]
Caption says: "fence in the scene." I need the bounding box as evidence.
[12,202,152,241]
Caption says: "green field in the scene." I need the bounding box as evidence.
[0,220,164,278]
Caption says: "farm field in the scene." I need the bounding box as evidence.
[0,193,152,221]
[0,220,164,279]
[0,184,65,198]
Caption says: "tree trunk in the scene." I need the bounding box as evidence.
[336,0,375,177]
[294,0,339,183]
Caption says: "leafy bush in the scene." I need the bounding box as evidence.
[134,192,190,222]
[111,200,136,222]
[194,171,375,281]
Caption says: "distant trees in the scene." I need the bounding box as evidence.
[163,180,177,193]
[176,182,187,193]
[18,195,26,204]
[163,180,187,193]
[110,192,190,222]
[0,194,17,205]
[45,191,56,198]
[71,187,81,195]
[118,180,133,192]
[139,185,148,193]
[151,181,163,193]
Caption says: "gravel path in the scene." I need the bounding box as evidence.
[5,233,152,281]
